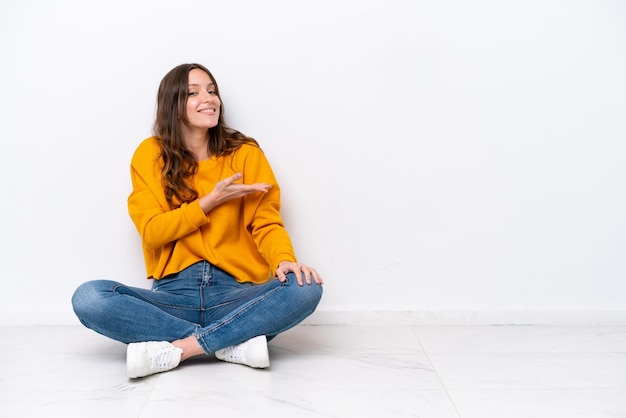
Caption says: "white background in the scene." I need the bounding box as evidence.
[1,0,625,325]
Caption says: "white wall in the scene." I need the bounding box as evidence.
[1,0,625,325]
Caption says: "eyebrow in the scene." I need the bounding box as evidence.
[188,83,215,88]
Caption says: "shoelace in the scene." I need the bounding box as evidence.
[151,346,179,371]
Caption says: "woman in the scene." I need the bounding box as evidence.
[72,63,323,379]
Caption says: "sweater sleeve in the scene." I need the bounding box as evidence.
[239,146,297,269]
[127,139,209,250]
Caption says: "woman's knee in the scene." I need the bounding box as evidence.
[71,280,116,318]
[284,273,323,308]
[305,280,323,304]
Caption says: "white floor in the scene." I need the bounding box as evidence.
[1,325,625,418]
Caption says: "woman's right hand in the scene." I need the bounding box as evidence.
[199,172,271,213]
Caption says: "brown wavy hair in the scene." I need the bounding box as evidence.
[153,63,258,208]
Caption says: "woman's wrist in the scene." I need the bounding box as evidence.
[198,194,216,214]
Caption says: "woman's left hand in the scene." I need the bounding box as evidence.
[276,261,324,286]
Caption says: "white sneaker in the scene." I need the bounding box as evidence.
[215,335,270,368]
[127,341,183,378]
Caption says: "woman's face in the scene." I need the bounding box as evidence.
[183,68,221,132]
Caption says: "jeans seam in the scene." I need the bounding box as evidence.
[116,284,204,313]
[195,281,286,352]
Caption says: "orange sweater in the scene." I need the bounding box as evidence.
[127,137,296,283]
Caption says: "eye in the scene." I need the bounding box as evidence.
[208,90,217,95]
[188,91,198,96]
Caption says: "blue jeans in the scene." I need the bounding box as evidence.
[71,261,323,353]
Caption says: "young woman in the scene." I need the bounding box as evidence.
[72,63,323,378]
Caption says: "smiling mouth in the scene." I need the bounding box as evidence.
[199,108,216,114]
